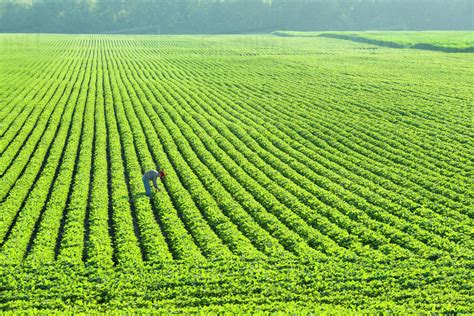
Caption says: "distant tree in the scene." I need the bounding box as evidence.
[0,2,32,32]
[0,0,472,34]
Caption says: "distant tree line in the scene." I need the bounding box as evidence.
[0,0,472,34]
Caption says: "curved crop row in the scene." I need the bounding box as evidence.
[1,35,471,268]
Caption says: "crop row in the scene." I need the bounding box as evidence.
[115,45,466,260]
[1,36,471,265]
[110,43,348,261]
[0,46,92,263]
[148,49,470,222]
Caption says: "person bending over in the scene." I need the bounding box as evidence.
[142,168,165,197]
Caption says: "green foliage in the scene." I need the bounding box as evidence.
[1,259,473,313]
[1,0,473,34]
[0,33,472,312]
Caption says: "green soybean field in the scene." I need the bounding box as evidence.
[0,34,472,313]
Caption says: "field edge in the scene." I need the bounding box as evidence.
[0,259,472,313]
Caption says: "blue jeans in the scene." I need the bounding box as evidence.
[142,175,151,196]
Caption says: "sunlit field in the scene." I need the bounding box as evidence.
[0,34,472,313]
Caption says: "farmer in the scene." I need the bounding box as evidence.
[142,168,166,197]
